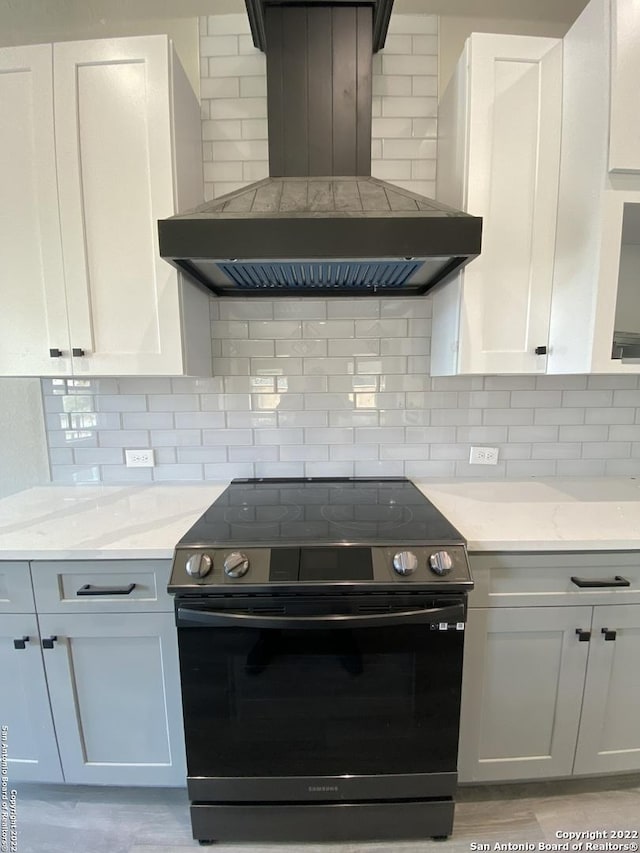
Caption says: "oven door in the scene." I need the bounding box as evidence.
[176,596,466,803]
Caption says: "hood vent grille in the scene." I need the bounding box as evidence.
[219,260,422,290]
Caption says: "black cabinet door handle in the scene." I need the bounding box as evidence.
[42,636,58,649]
[535,345,547,355]
[72,348,85,357]
[571,575,631,588]
[49,348,63,358]
[601,627,617,641]
[13,636,29,650]
[76,583,136,596]
[575,629,591,642]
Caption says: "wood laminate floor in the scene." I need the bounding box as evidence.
[12,775,640,853]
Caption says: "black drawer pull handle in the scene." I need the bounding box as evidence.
[42,636,57,649]
[49,348,63,358]
[601,627,617,641]
[76,583,136,596]
[571,575,631,588]
[576,629,591,642]
[72,347,85,357]
[535,345,547,355]
[13,636,29,650]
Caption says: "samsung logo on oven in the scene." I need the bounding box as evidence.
[308,785,339,792]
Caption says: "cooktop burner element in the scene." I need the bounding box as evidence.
[169,477,472,595]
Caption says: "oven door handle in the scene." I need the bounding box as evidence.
[176,603,465,630]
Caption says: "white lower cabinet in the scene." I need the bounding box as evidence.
[458,605,590,782]
[458,552,640,783]
[1,613,63,783]
[2,560,186,787]
[573,604,640,775]
[37,612,185,786]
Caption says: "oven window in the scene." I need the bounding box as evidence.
[178,624,463,778]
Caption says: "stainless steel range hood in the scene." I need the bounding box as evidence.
[158,1,482,297]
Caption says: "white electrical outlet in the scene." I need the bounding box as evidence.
[469,446,499,465]
[125,449,155,468]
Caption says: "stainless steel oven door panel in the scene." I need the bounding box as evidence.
[176,599,465,789]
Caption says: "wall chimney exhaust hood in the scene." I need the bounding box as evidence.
[158,1,482,297]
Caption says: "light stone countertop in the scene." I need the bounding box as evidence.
[0,484,228,560]
[413,477,640,552]
[0,478,640,561]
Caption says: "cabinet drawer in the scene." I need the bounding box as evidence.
[468,552,640,608]
[0,561,35,613]
[31,560,173,613]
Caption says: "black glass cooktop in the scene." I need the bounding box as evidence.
[178,477,465,547]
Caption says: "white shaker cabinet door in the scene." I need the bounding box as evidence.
[573,604,640,775]
[0,615,63,783]
[461,35,562,374]
[53,36,191,376]
[38,611,186,786]
[458,605,591,783]
[0,45,71,376]
[433,34,561,375]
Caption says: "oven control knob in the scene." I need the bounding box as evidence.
[224,551,250,578]
[429,550,453,576]
[392,551,418,576]
[185,552,212,579]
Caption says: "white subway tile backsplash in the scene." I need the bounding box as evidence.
[382,55,437,77]
[328,300,380,319]
[177,447,228,464]
[200,35,238,56]
[381,96,437,118]
[305,427,353,445]
[228,412,278,428]
[586,407,635,424]
[207,14,251,35]
[249,321,301,339]
[122,413,174,430]
[582,442,631,458]
[203,429,253,445]
[148,394,199,412]
[388,14,438,34]
[98,431,149,448]
[255,428,303,445]
[302,320,354,339]
[240,77,267,98]
[153,464,204,481]
[407,461,457,478]
[329,411,378,427]
[223,340,274,358]
[534,408,585,425]
[558,425,608,442]
[175,412,226,429]
[280,445,329,462]
[208,55,265,78]
[329,339,380,357]
[150,430,201,447]
[276,340,327,357]
[373,75,412,97]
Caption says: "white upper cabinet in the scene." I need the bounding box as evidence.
[432,34,562,375]
[0,36,211,378]
[0,45,71,376]
[548,0,640,374]
[608,0,640,173]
